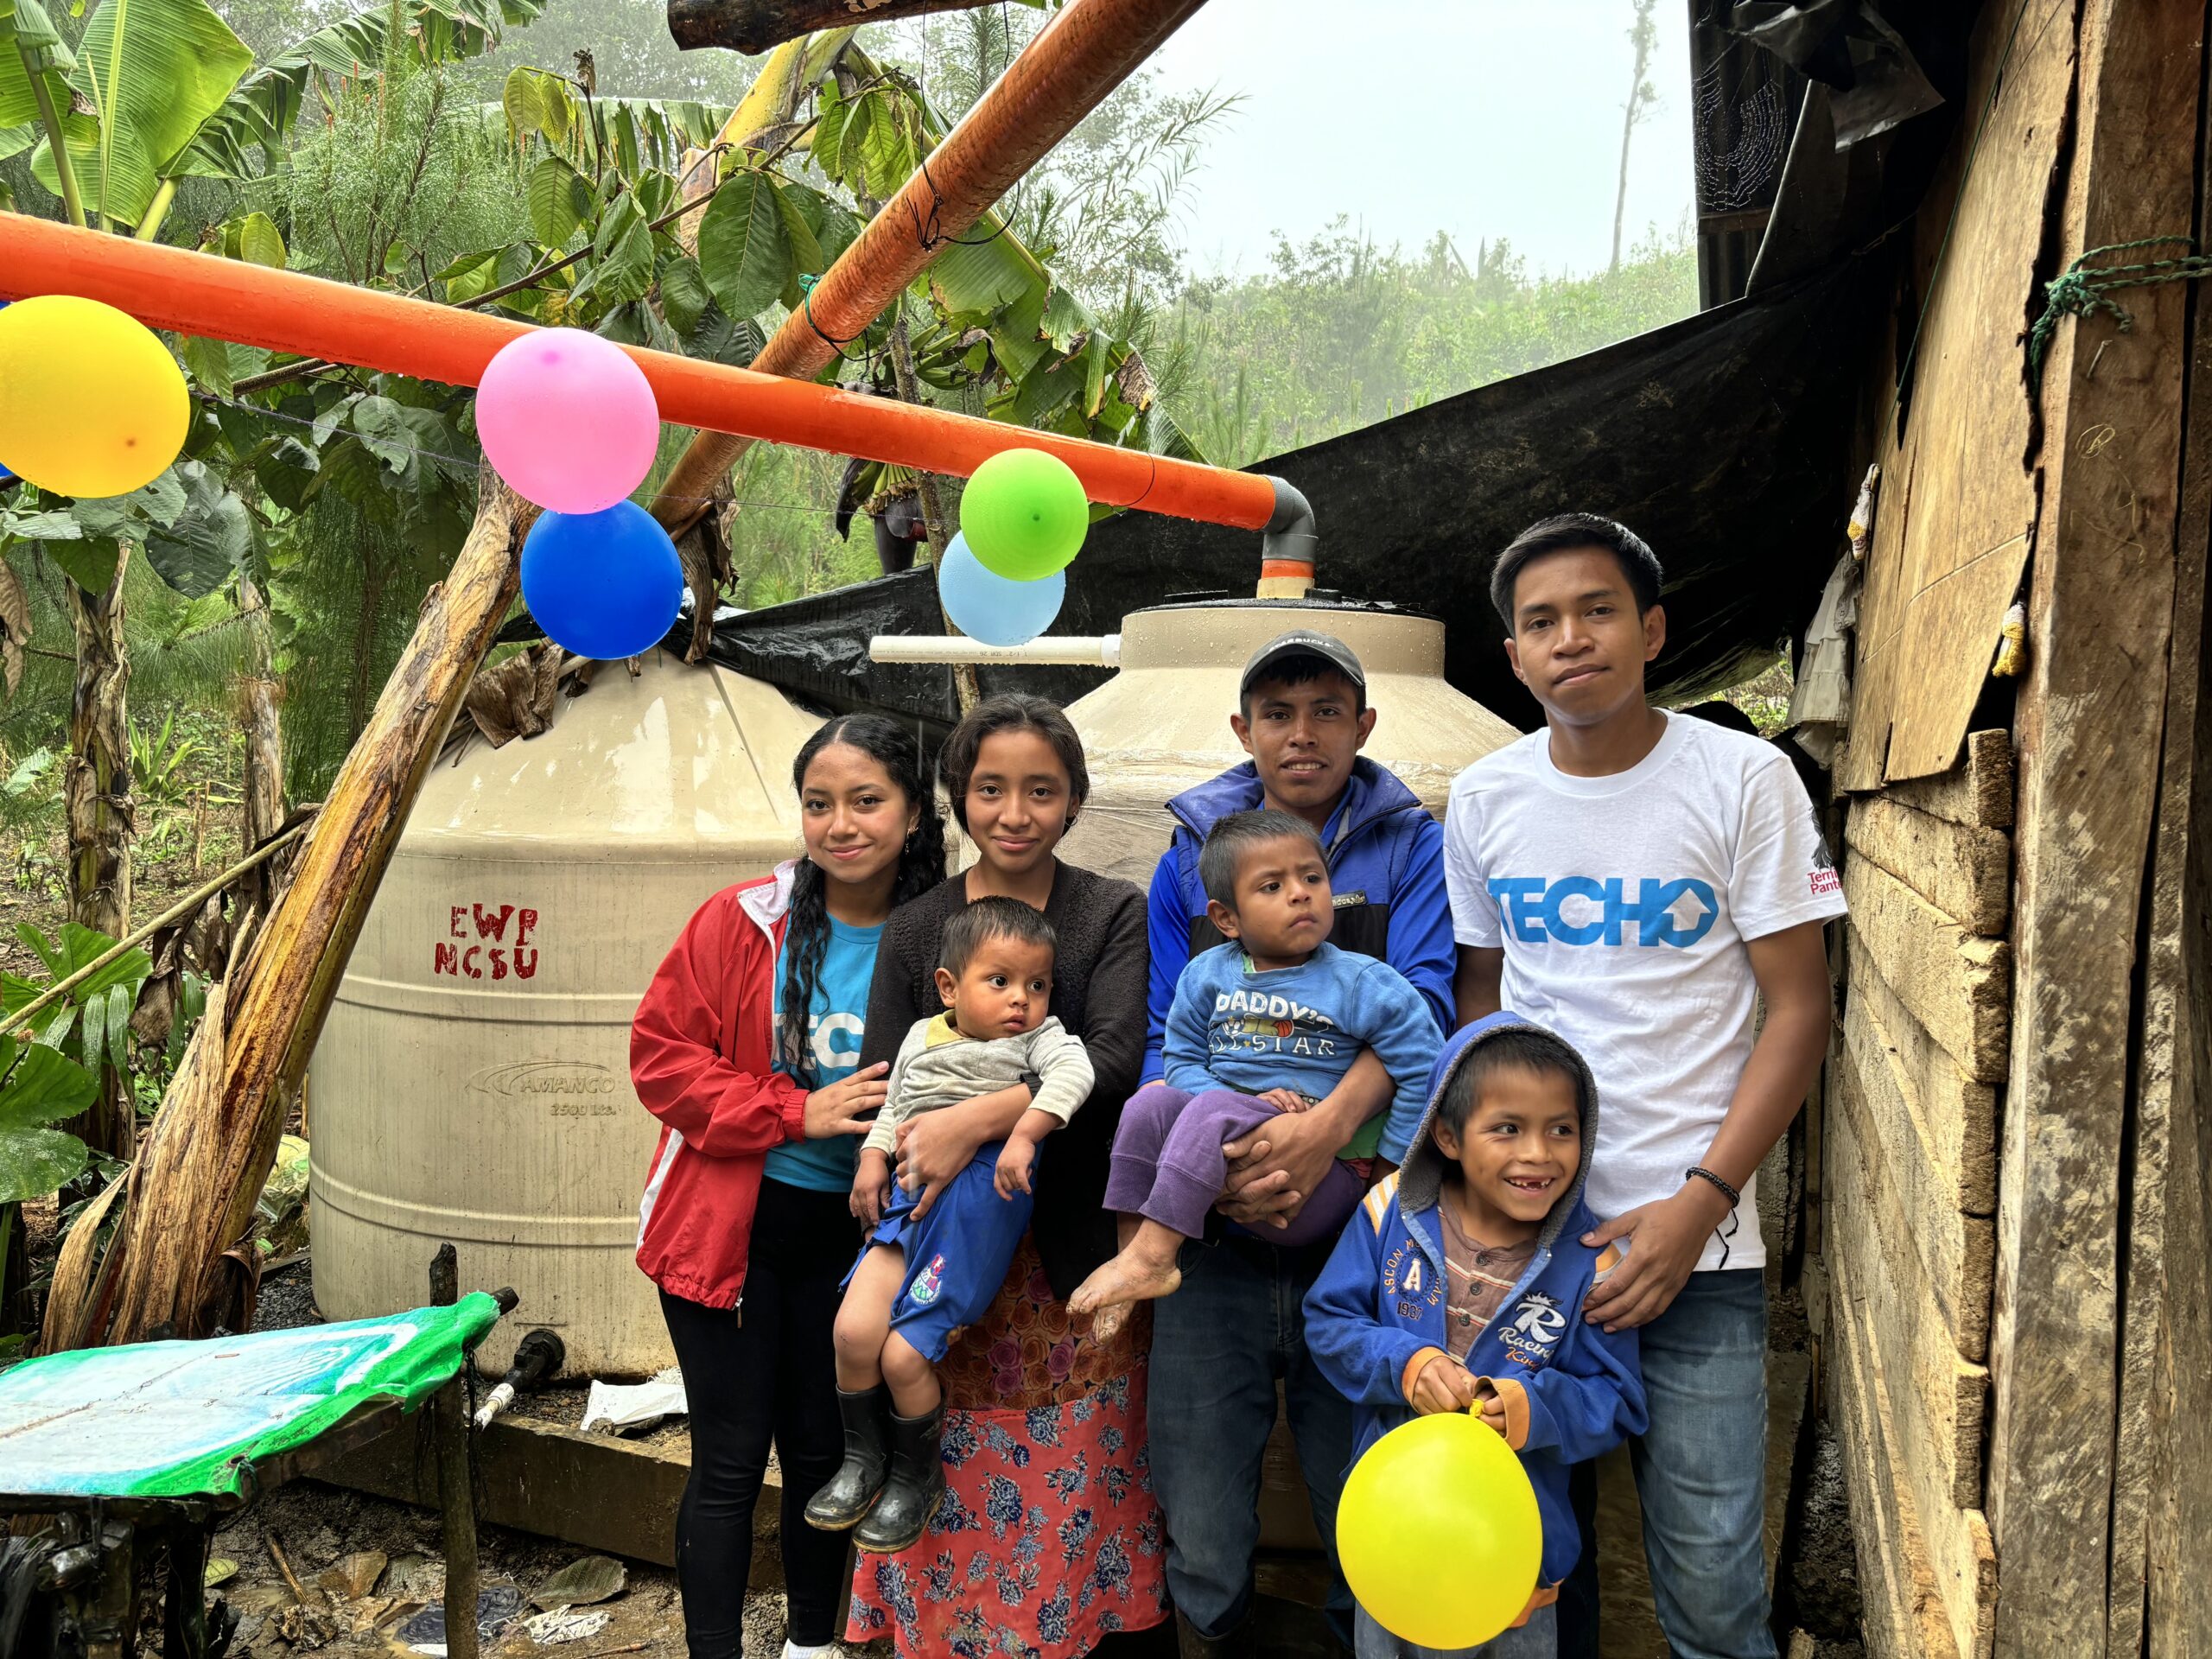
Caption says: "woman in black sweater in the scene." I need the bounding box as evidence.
[840,694,1166,1657]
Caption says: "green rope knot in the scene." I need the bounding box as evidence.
[797,272,823,294]
[2028,236,2212,390]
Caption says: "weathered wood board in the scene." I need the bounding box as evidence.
[1831,1237,1995,1659]
[1837,0,2075,790]
[1836,1001,1996,1360]
[1827,1075,1990,1516]
[1830,1218,1999,1659]
[1869,730,2016,830]
[1846,946,1998,1216]
[1986,5,2202,1653]
[1841,856,2011,1084]
[2123,4,2212,1645]
[1846,795,2011,936]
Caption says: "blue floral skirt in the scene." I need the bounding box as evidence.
[844,1237,1171,1656]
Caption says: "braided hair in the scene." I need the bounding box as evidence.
[780,715,947,1085]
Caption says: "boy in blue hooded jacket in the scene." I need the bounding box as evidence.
[1306,1013,1646,1657]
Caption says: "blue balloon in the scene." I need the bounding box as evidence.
[936,532,1065,647]
[521,499,684,661]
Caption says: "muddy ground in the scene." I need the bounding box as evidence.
[198,1484,885,1659]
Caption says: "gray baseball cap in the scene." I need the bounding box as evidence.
[1238,630,1367,696]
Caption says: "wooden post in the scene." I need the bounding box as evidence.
[78,1525,136,1659]
[162,1522,208,1659]
[666,0,1001,54]
[1987,3,2204,1654]
[429,1243,480,1659]
[2128,13,2212,1652]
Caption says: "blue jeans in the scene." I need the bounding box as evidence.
[1355,1602,1554,1659]
[1147,1231,1357,1643]
[1558,1269,1776,1659]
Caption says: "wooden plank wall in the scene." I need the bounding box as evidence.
[2130,9,2212,1650]
[1820,5,2209,1657]
[1987,6,2200,1654]
[1831,734,2007,1659]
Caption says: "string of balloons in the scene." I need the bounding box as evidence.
[0,300,1095,656]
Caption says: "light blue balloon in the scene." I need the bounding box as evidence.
[936,531,1065,647]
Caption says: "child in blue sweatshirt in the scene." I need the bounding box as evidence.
[1071,808,1441,1332]
[1306,1013,1646,1657]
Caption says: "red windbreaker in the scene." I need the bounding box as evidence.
[631,862,810,1310]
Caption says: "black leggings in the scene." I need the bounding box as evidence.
[659,1178,856,1656]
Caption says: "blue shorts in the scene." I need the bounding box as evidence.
[845,1144,1033,1363]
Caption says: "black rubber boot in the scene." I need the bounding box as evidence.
[804,1386,890,1531]
[853,1402,945,1553]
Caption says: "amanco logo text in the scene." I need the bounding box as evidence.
[470,1060,619,1117]
[1485,876,1718,948]
[434,902,541,981]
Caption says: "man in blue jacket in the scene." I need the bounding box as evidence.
[1306,1013,1646,1656]
[1141,631,1456,1655]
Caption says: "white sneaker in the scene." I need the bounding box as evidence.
[782,1643,833,1659]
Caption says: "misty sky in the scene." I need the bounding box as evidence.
[1143,0,1699,279]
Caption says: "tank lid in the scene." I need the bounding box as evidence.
[1115,596,1445,677]
[1131,593,1439,625]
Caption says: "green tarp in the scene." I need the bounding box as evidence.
[0,1294,499,1501]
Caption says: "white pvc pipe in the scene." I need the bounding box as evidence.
[868,633,1122,668]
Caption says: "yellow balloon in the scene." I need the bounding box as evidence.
[1337,1411,1544,1649]
[0,295,189,499]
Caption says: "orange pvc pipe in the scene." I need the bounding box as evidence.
[0,213,1280,531]
[653,0,1212,533]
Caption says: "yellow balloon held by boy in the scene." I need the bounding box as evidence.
[1336,1409,1543,1649]
[0,295,189,499]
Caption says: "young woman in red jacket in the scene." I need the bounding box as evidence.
[631,714,946,1659]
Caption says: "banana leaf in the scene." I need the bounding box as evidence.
[30,0,251,226]
[176,0,547,184]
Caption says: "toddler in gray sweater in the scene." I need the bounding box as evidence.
[808,897,1094,1553]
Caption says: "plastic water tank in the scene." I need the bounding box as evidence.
[1060,599,1523,884]
[308,651,825,1377]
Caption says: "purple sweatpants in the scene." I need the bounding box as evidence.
[1103,1085,1366,1250]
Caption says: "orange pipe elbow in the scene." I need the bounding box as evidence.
[0,213,1281,532]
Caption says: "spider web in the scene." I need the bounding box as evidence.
[1693,56,1792,214]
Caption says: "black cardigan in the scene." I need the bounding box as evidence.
[860,860,1149,1298]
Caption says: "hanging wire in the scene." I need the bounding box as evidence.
[797,271,881,367]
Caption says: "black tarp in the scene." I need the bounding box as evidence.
[702,254,1886,734]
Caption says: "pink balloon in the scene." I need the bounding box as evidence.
[476,328,660,513]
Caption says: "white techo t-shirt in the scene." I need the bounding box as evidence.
[1443,713,1847,1272]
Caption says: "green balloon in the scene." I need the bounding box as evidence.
[960,448,1090,581]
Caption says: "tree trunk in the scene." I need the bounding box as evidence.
[60,473,534,1350]
[238,575,286,914]
[64,548,135,1160]
[664,0,995,55]
[1611,0,1657,273]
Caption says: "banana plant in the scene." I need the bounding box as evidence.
[2,0,543,238]
[2,921,151,1145]
[0,1033,96,1205]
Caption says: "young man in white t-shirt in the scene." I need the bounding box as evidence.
[1443,514,1844,1659]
